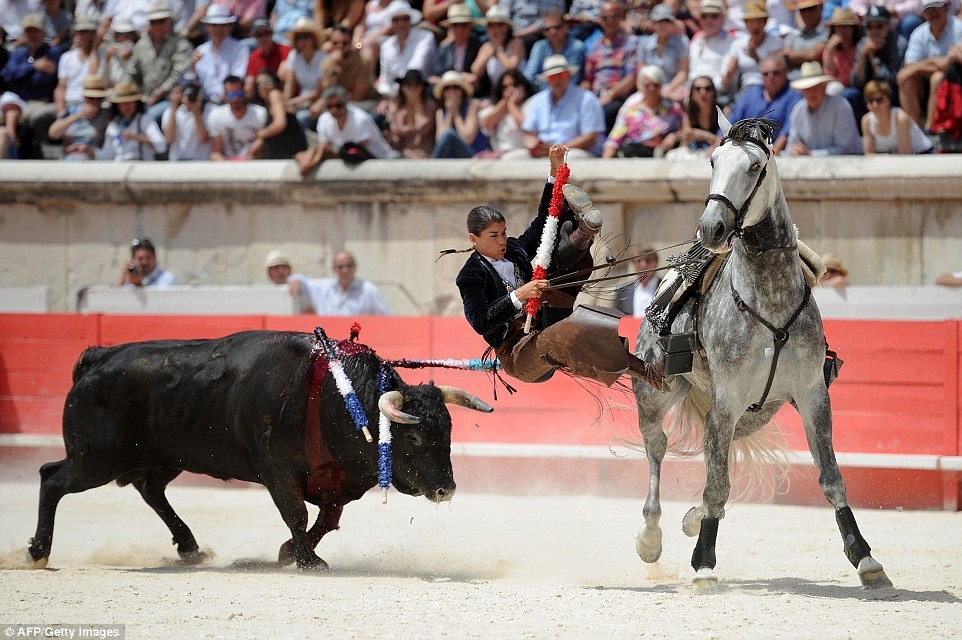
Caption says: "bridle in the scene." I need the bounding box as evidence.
[703,137,770,240]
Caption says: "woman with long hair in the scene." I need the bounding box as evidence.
[477,68,533,158]
[663,75,721,155]
[384,69,437,158]
[860,80,933,155]
[250,69,308,159]
[432,70,487,158]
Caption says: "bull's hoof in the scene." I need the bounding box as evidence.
[297,555,330,572]
[635,525,663,563]
[278,541,297,566]
[178,548,207,565]
[25,551,48,570]
[857,556,893,589]
[692,567,719,590]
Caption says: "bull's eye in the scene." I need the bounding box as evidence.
[405,432,423,447]
[750,161,761,172]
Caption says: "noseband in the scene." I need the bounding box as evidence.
[704,138,770,237]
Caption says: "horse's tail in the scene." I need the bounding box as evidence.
[662,378,710,458]
[728,415,795,502]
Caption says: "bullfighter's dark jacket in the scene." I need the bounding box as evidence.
[456,181,553,348]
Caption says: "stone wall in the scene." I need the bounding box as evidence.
[1,156,960,313]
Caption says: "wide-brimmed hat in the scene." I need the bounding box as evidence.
[112,19,137,33]
[265,250,292,269]
[792,0,824,10]
[442,3,476,26]
[826,7,858,26]
[482,4,514,28]
[201,4,237,24]
[649,4,675,22]
[21,13,44,31]
[81,75,109,98]
[538,54,579,80]
[432,70,474,99]
[863,5,892,24]
[821,253,848,276]
[287,17,322,44]
[742,0,769,20]
[147,0,173,20]
[698,0,727,16]
[386,3,423,25]
[73,17,98,32]
[790,61,834,90]
[109,81,144,103]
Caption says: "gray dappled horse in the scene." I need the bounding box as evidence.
[631,114,892,589]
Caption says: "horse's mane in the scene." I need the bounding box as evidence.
[726,117,780,150]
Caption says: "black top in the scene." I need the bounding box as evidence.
[456,182,553,348]
[263,111,308,159]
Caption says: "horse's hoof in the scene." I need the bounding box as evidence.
[178,548,207,565]
[278,541,297,566]
[682,507,701,537]
[692,567,719,590]
[857,556,893,589]
[635,526,663,563]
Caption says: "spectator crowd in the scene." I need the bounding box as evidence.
[1,0,961,163]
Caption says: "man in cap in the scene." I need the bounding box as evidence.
[508,54,605,159]
[429,4,482,87]
[787,61,862,155]
[523,8,586,92]
[581,1,640,133]
[723,1,784,93]
[211,0,266,41]
[897,0,962,127]
[47,74,111,159]
[1,13,62,157]
[244,17,289,96]
[728,54,802,154]
[265,250,312,313]
[688,0,736,101]
[1,0,43,46]
[53,17,98,115]
[852,6,907,119]
[190,4,248,103]
[375,4,436,100]
[782,0,829,80]
[127,1,194,123]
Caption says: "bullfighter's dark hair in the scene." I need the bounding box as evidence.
[466,205,506,235]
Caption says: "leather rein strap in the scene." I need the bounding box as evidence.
[731,281,811,412]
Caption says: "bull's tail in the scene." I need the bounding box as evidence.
[72,346,110,383]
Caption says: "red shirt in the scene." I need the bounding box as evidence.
[247,43,291,78]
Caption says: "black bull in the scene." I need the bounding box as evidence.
[27,330,492,570]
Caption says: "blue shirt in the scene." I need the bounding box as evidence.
[524,36,587,91]
[905,15,962,64]
[729,84,803,141]
[1,43,62,101]
[787,94,863,156]
[522,83,606,156]
[636,33,689,85]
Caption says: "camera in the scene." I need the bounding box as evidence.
[184,85,200,102]
[127,262,140,275]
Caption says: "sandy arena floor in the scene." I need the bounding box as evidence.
[1,479,960,639]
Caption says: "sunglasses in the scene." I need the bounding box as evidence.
[225,90,245,100]
[867,96,886,105]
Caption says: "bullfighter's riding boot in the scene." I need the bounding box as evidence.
[562,184,603,250]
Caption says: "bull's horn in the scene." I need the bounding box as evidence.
[438,386,494,413]
[378,390,420,424]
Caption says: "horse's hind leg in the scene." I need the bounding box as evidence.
[795,387,892,589]
[634,392,668,563]
[131,468,205,565]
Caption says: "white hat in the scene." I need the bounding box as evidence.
[790,61,834,90]
[386,2,423,24]
[0,91,27,113]
[201,4,237,25]
[147,0,173,20]
[699,0,727,15]
[538,54,579,80]
[265,250,292,268]
[483,5,514,28]
[112,19,137,33]
[920,0,947,9]
[432,70,474,99]
[442,4,476,26]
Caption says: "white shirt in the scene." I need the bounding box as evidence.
[206,102,267,158]
[688,30,735,94]
[96,112,168,160]
[195,37,249,103]
[632,278,660,319]
[286,48,326,96]
[58,48,101,105]
[376,28,437,97]
[1,0,42,42]
[479,101,526,153]
[305,277,391,316]
[162,103,213,160]
[316,103,397,159]
[104,0,151,32]
[723,32,784,89]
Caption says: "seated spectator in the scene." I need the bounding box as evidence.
[304,250,391,316]
[244,18,290,97]
[728,54,802,154]
[851,5,907,124]
[861,80,934,154]
[374,3,436,100]
[296,84,397,174]
[384,68,438,158]
[663,74,722,157]
[582,1,640,133]
[687,0,736,103]
[212,0,266,42]
[507,54,605,159]
[821,7,859,94]
[100,0,152,36]
[429,4,482,88]
[95,81,168,160]
[477,68,534,157]
[318,24,378,110]
[161,72,213,160]
[53,18,100,118]
[250,68,308,159]
[935,270,962,286]
[1,13,62,158]
[270,0,313,46]
[100,20,140,90]
[783,0,830,82]
[47,74,111,159]
[170,0,209,43]
[819,252,849,287]
[897,0,962,128]
[0,91,26,158]
[2,0,43,47]
[602,64,685,158]
[614,244,660,317]
[264,249,312,313]
[848,0,930,42]
[207,74,267,159]
[356,0,410,57]
[432,69,487,158]
[567,0,604,42]
[637,4,690,102]
[281,17,325,129]
[523,9,587,92]
[41,0,72,47]
[723,1,783,98]
[191,4,249,103]
[471,4,525,99]
[787,61,863,155]
[128,2,194,124]
[116,237,177,288]
[502,0,567,52]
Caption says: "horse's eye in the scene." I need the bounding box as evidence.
[750,162,761,172]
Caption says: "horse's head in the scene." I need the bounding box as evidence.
[699,111,778,253]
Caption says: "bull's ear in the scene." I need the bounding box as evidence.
[378,390,420,424]
[717,106,732,137]
[438,386,494,413]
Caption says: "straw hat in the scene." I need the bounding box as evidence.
[265,250,292,269]
[790,62,834,90]
[826,7,858,26]
[201,4,237,24]
[112,19,136,33]
[82,75,109,99]
[821,253,848,276]
[287,17,322,45]
[21,14,44,31]
[538,54,579,80]
[147,0,173,21]
[442,3,476,26]
[432,70,474,99]
[792,0,824,10]
[698,0,727,16]
[742,1,769,20]
[73,17,98,32]
[482,4,514,28]
[109,81,144,103]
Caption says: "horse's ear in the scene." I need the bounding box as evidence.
[717,106,732,137]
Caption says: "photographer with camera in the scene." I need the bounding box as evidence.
[161,71,212,160]
[116,237,177,288]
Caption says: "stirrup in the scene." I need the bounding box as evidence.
[658,332,696,375]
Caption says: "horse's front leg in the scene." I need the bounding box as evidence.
[794,385,893,589]
[690,404,738,587]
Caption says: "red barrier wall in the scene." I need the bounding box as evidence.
[2,314,960,508]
